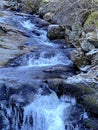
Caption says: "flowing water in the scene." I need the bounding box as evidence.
[0,11,88,130]
[1,91,88,130]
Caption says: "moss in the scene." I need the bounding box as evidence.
[85,11,98,28]
[94,0,98,4]
[74,57,89,68]
[82,94,98,114]
[85,95,96,106]
[80,86,94,94]
[27,2,35,9]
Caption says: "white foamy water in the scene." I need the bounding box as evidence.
[38,30,54,46]
[21,19,54,46]
[25,52,73,68]
[19,19,73,68]
[21,93,77,130]
[21,20,35,30]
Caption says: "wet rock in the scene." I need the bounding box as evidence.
[70,48,90,69]
[0,11,38,66]
[81,94,98,114]
[84,118,98,130]
[9,84,37,106]
[46,78,64,95]
[64,78,95,97]
[47,24,65,39]
[0,83,7,101]
[63,65,98,114]
[43,64,75,79]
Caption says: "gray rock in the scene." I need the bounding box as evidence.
[63,65,98,114]
[43,12,54,22]
[47,24,65,39]
[80,40,95,52]
[70,48,89,69]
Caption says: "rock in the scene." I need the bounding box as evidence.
[43,12,54,22]
[0,83,7,101]
[33,17,50,29]
[0,11,38,66]
[69,24,83,41]
[81,94,98,114]
[0,48,19,66]
[85,32,98,48]
[39,0,61,18]
[0,0,9,9]
[84,118,98,129]
[64,77,96,97]
[47,24,65,39]
[70,48,90,69]
[46,78,64,95]
[38,0,91,26]
[3,1,21,11]
[84,11,98,48]
[63,65,98,114]
[80,40,95,52]
[19,0,43,13]
[86,49,98,65]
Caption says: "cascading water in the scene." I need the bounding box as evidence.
[2,91,87,130]
[21,92,71,130]
[0,11,88,130]
[21,93,88,130]
[7,19,73,68]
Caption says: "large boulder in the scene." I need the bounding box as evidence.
[63,65,98,114]
[39,0,91,25]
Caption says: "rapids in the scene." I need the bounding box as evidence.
[0,10,88,130]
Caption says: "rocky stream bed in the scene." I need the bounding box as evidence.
[0,0,98,130]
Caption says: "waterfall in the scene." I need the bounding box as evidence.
[1,89,88,130]
[21,92,78,130]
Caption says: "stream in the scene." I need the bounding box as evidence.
[0,10,88,130]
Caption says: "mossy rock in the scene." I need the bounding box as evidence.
[84,11,98,29]
[83,11,98,47]
[81,94,98,114]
